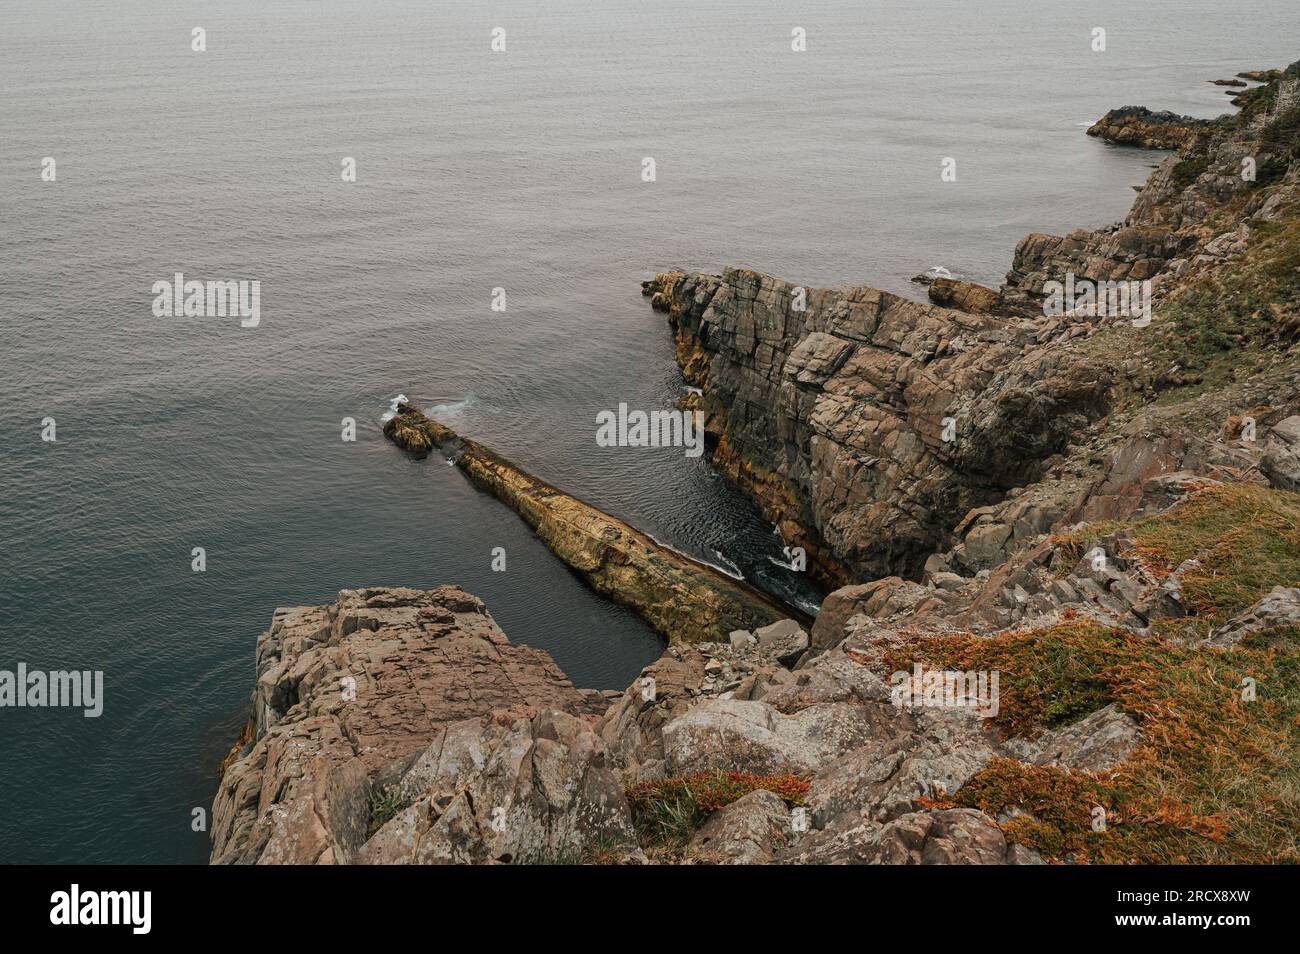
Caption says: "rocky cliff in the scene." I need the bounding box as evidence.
[643,60,1300,591]
[214,64,1300,864]
[211,586,623,864]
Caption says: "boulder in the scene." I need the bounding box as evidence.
[1201,586,1300,648]
[752,618,809,665]
[687,789,792,864]
[1261,416,1300,492]
[778,808,1039,865]
[661,698,881,776]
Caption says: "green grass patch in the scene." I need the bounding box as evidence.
[367,787,404,836]
[1137,210,1300,401]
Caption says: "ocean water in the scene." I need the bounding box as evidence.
[1,0,1296,864]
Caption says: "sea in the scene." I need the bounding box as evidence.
[2,0,1295,862]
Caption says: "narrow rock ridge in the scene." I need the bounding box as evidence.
[382,403,794,644]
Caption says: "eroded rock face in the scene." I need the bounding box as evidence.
[1261,416,1300,492]
[644,267,1112,588]
[210,587,618,865]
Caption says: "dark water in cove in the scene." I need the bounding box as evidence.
[1,0,1296,863]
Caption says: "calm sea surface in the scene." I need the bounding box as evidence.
[2,0,1295,863]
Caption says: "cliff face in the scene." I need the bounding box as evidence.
[642,268,1112,588]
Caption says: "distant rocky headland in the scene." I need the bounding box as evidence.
[213,62,1300,864]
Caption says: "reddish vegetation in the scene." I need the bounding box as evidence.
[625,770,811,814]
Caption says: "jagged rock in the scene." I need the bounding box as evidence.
[779,808,1039,865]
[686,789,792,864]
[595,649,707,778]
[660,698,881,776]
[1201,586,1300,648]
[752,618,809,665]
[928,276,1003,313]
[211,587,608,865]
[1135,472,1224,516]
[1086,107,1220,150]
[1261,416,1300,491]
[930,571,967,592]
[729,629,756,651]
[1007,703,1142,773]
[803,708,996,828]
[387,709,635,865]
[963,522,1015,569]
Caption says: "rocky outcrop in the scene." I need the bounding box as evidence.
[926,276,1003,314]
[1261,415,1300,491]
[1200,586,1300,649]
[215,478,1300,864]
[777,807,1041,865]
[210,586,620,864]
[383,405,791,644]
[1086,107,1221,150]
[1006,62,1300,313]
[217,66,1300,867]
